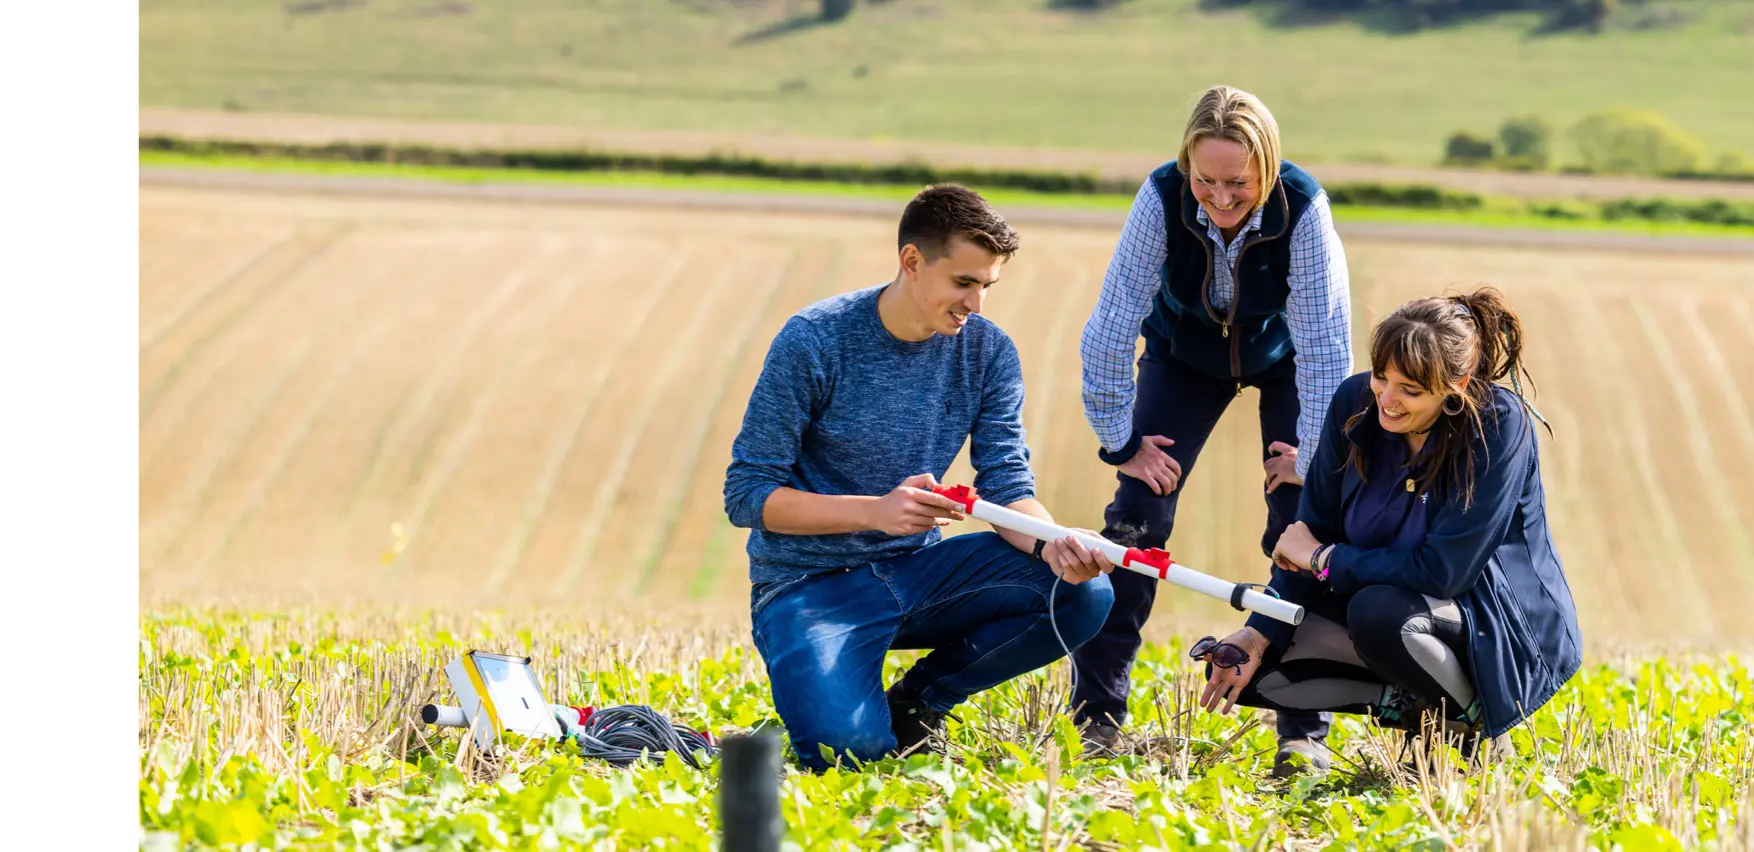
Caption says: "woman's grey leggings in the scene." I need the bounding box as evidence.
[1232,584,1479,729]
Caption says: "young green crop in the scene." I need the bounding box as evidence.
[139,608,1754,850]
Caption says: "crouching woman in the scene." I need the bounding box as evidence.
[1195,287,1582,765]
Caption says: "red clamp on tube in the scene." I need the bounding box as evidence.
[934,484,977,513]
[567,706,596,726]
[1123,547,1174,579]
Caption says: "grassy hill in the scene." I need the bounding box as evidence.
[140,0,1754,169]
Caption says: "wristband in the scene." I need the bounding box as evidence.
[1097,431,1144,466]
[1312,544,1334,581]
[1032,539,1047,561]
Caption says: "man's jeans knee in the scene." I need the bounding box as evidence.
[1047,573,1114,650]
[751,533,1115,772]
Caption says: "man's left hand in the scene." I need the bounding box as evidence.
[1264,441,1303,494]
[1044,529,1112,585]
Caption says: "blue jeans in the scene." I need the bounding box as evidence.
[750,531,1115,772]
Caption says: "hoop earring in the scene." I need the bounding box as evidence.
[1442,394,1465,417]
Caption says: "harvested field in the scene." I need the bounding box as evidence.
[139,180,1754,645]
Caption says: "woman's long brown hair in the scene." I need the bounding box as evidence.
[1344,287,1551,510]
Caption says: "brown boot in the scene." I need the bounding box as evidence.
[1273,737,1332,778]
[1080,722,1122,757]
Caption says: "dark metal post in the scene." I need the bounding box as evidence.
[717,730,783,852]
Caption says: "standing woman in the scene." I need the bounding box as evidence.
[1196,289,1583,766]
[1074,84,1353,775]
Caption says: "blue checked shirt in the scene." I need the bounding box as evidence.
[1079,178,1353,479]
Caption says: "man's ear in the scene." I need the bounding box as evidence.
[898,244,920,278]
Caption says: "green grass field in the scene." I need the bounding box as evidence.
[139,0,1754,168]
[139,149,1754,239]
[138,609,1754,850]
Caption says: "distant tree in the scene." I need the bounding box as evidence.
[1443,131,1496,166]
[1715,152,1754,178]
[1569,109,1706,176]
[821,0,855,21]
[1498,115,1554,170]
[1199,0,1627,32]
[1548,0,1617,33]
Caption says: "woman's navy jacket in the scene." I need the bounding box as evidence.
[1247,371,1583,737]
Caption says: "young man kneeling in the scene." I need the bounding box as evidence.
[723,185,1116,772]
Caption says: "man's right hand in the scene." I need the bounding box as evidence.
[866,473,968,536]
[1117,435,1182,496]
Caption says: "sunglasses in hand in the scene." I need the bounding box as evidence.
[1189,635,1252,676]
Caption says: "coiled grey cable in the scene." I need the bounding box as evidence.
[567,705,718,769]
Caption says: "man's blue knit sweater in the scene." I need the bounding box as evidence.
[723,284,1037,585]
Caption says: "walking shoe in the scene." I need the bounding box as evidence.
[886,684,949,758]
[1375,684,1420,729]
[1460,728,1517,766]
[1080,722,1122,757]
[1272,736,1332,778]
[1397,713,1514,771]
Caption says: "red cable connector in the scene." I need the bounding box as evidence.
[1123,547,1174,579]
[933,484,977,513]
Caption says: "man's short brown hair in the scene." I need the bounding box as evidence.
[897,184,1020,261]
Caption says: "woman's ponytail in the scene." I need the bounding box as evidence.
[1453,287,1549,438]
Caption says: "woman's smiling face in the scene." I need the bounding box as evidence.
[1187,137,1260,233]
[1370,362,1445,434]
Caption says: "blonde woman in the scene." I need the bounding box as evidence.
[1074,85,1352,776]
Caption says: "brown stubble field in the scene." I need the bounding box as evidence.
[139,182,1754,648]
